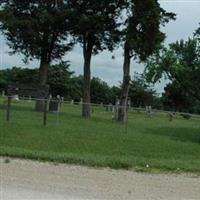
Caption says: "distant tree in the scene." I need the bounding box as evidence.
[68,0,126,117]
[0,0,73,110]
[145,27,200,102]
[161,81,195,113]
[128,74,157,108]
[117,0,175,122]
[47,62,73,97]
[91,78,112,104]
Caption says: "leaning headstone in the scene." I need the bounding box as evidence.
[168,112,174,122]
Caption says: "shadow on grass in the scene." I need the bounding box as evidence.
[145,126,200,144]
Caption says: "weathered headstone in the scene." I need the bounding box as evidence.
[49,96,60,113]
[12,94,19,101]
[168,112,174,122]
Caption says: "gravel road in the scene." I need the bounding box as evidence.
[1,157,200,200]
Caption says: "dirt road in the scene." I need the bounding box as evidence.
[1,157,200,200]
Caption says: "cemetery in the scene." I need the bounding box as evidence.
[0,1,200,199]
[0,95,200,173]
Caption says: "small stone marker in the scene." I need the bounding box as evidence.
[2,90,5,97]
[168,112,174,122]
[49,96,60,113]
[80,98,83,105]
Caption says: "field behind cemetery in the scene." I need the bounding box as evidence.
[0,97,200,174]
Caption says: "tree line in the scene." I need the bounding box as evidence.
[0,0,175,122]
[1,64,200,114]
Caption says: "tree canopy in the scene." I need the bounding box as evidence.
[145,26,200,102]
[0,0,73,86]
[67,0,127,117]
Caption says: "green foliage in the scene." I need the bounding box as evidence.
[162,81,200,114]
[0,66,162,107]
[129,74,158,107]
[91,78,112,104]
[0,0,73,63]
[68,0,126,54]
[124,0,176,61]
[145,28,200,102]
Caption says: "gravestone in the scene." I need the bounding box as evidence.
[12,94,19,101]
[49,96,60,112]
[146,106,152,117]
[80,98,83,105]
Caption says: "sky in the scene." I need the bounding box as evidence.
[1,0,200,94]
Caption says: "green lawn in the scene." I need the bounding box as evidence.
[0,97,200,173]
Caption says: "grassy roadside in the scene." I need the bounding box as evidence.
[1,98,200,174]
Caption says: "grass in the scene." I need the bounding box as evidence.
[0,97,200,174]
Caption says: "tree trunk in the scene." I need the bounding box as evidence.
[117,42,131,122]
[35,57,49,112]
[82,40,92,118]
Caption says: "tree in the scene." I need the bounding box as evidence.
[161,81,199,113]
[128,74,157,108]
[91,78,112,104]
[145,26,200,102]
[47,62,73,97]
[117,0,175,122]
[0,0,73,110]
[68,0,126,117]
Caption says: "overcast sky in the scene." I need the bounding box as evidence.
[1,0,200,93]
